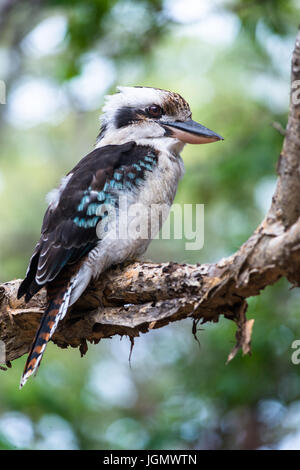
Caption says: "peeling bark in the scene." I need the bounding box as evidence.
[1,30,300,367]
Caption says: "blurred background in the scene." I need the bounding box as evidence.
[1,0,300,450]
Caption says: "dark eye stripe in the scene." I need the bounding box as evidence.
[115,104,164,129]
[115,106,137,128]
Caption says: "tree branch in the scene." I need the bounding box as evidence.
[1,29,300,367]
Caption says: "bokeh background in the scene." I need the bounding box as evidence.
[1,0,300,450]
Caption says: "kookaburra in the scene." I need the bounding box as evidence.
[18,86,223,388]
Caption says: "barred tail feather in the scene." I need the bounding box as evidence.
[19,282,74,389]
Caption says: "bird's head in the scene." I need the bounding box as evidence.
[96,86,223,153]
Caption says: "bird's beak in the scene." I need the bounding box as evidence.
[163,119,224,144]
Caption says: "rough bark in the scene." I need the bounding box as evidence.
[1,30,300,368]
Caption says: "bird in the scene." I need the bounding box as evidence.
[17,86,223,388]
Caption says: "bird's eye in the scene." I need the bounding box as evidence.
[146,105,163,118]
